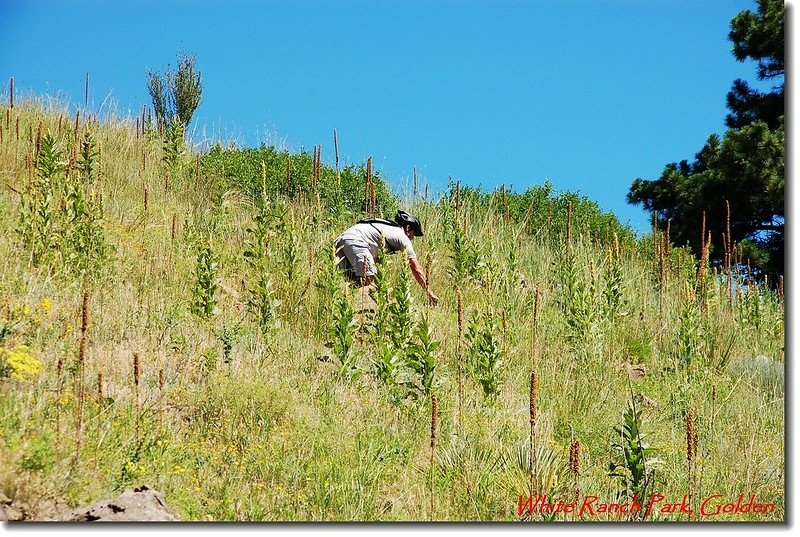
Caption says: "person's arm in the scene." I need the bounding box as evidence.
[409,257,439,306]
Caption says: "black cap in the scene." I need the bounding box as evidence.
[395,210,424,236]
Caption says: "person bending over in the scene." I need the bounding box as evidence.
[335,210,439,306]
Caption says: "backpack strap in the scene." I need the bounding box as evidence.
[357,218,402,253]
[357,217,400,227]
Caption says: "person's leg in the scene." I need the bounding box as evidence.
[338,241,374,284]
[335,239,355,277]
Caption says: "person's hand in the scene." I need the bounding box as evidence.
[427,289,439,307]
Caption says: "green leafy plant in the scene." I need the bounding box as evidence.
[559,252,598,351]
[367,239,391,340]
[465,309,503,401]
[603,238,628,321]
[371,343,403,388]
[386,263,414,352]
[18,133,60,265]
[405,314,439,398]
[608,398,660,518]
[676,299,703,372]
[190,243,219,320]
[163,117,185,186]
[449,217,484,284]
[62,130,107,276]
[329,293,360,381]
[217,322,242,366]
[243,191,282,336]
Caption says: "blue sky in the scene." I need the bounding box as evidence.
[0,0,776,233]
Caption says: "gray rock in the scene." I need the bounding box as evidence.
[55,486,179,522]
[0,502,25,522]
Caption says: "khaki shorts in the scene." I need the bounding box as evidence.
[335,237,377,278]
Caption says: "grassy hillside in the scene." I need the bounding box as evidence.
[0,99,784,521]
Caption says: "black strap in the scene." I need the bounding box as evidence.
[357,217,400,227]
[357,219,402,253]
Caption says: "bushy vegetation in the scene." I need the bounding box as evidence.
[201,144,398,220]
[0,99,784,522]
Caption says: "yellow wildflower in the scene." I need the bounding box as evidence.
[40,299,52,313]
[1,346,43,381]
[22,305,30,317]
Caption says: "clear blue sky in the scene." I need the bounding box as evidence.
[0,0,774,233]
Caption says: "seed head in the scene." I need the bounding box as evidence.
[529,370,538,425]
[133,352,140,387]
[430,395,438,448]
[566,201,573,248]
[686,409,696,463]
[457,291,464,337]
[424,254,432,290]
[81,289,90,333]
[569,438,581,478]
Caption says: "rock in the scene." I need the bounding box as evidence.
[519,274,529,290]
[55,486,179,522]
[0,502,25,522]
[627,363,647,380]
[633,392,658,408]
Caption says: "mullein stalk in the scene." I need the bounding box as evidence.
[457,290,464,432]
[652,210,658,259]
[529,370,538,499]
[569,438,581,519]
[56,355,63,445]
[430,394,438,521]
[75,289,90,460]
[566,201,573,254]
[365,156,374,216]
[134,352,141,451]
[424,253,432,294]
[659,236,667,335]
[502,183,509,223]
[333,128,340,174]
[725,200,732,297]
[532,288,541,369]
[285,156,292,197]
[73,110,80,142]
[696,212,707,282]
[686,409,698,520]
[158,367,165,427]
